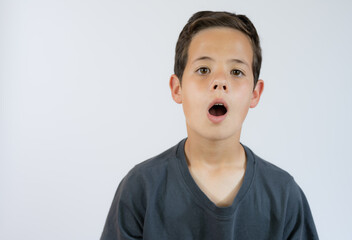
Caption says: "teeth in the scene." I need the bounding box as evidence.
[215,103,224,106]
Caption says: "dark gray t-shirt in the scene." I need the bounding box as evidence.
[101,139,318,239]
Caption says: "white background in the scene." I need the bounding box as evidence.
[1,0,351,239]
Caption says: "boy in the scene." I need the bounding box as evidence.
[101,11,318,239]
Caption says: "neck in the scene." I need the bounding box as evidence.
[184,132,245,169]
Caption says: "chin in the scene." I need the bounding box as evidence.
[186,120,242,142]
[197,128,240,142]
[206,133,237,142]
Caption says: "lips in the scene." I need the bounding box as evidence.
[207,99,228,123]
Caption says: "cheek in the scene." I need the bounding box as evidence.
[182,86,206,118]
[182,82,205,104]
[232,84,253,107]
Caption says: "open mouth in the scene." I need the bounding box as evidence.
[209,103,227,116]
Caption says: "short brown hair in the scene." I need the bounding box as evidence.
[174,11,262,88]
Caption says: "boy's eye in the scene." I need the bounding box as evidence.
[231,69,243,76]
[196,67,210,75]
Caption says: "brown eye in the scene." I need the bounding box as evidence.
[197,67,210,75]
[231,69,243,76]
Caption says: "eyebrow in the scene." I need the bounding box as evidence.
[192,56,249,67]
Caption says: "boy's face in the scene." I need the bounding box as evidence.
[170,27,264,142]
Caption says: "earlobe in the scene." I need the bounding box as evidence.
[169,74,182,104]
[250,79,264,108]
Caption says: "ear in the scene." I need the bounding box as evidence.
[169,74,182,104]
[250,79,264,108]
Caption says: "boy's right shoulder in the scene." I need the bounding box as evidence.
[122,140,182,183]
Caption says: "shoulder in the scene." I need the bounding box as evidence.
[244,146,319,238]
[118,140,181,196]
[244,144,297,205]
[127,141,178,180]
[245,145,294,187]
[100,142,182,240]
[109,141,181,215]
[132,142,176,172]
[252,151,309,205]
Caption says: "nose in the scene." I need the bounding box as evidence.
[210,77,228,93]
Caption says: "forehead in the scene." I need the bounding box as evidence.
[188,27,253,64]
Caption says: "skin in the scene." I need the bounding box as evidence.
[169,27,264,207]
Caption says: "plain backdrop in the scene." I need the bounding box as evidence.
[1,0,352,239]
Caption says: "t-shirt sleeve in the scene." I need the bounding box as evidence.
[100,172,145,240]
[283,179,319,240]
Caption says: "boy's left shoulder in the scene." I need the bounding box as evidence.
[256,152,293,181]
[243,144,296,187]
[244,145,319,239]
